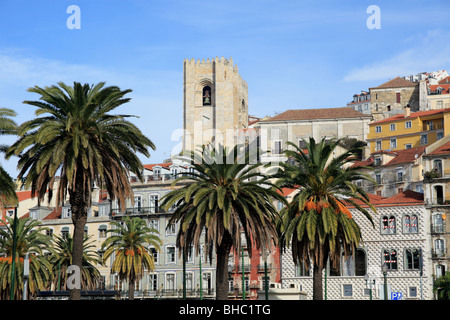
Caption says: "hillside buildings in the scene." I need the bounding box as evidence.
[1,59,449,300]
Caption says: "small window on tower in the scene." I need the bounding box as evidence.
[203,86,211,105]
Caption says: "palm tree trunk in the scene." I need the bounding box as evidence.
[129,278,135,300]
[69,175,89,300]
[312,263,323,300]
[215,232,232,300]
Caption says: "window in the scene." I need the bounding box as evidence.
[405,248,420,270]
[405,143,412,149]
[375,126,382,133]
[381,215,396,234]
[150,247,158,264]
[295,260,310,277]
[62,207,71,219]
[403,215,418,234]
[390,138,397,149]
[343,284,353,297]
[329,249,366,276]
[98,225,107,238]
[298,138,307,149]
[375,140,382,151]
[149,219,159,232]
[375,172,382,185]
[433,159,443,176]
[396,92,401,103]
[167,246,176,263]
[165,273,176,291]
[202,86,211,106]
[166,221,176,235]
[420,134,428,145]
[61,227,70,239]
[390,123,396,131]
[396,168,403,182]
[149,194,159,213]
[409,287,418,298]
[437,131,444,140]
[383,249,398,270]
[46,229,54,238]
[342,284,353,297]
[272,140,282,155]
[134,195,142,212]
[435,239,445,257]
[433,214,445,233]
[405,121,412,129]
[374,157,382,166]
[148,274,158,291]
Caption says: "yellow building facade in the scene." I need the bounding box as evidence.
[367,107,450,153]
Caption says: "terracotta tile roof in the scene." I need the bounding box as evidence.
[370,108,450,125]
[429,84,450,94]
[43,207,62,220]
[439,76,450,84]
[262,107,370,122]
[277,187,298,197]
[143,163,172,170]
[352,147,425,168]
[384,147,426,166]
[427,141,450,156]
[346,190,423,208]
[371,77,417,89]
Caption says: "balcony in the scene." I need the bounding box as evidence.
[432,248,448,259]
[431,223,446,234]
[111,206,172,217]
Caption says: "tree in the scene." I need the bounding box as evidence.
[160,144,285,300]
[433,273,450,300]
[275,138,375,300]
[0,108,19,207]
[7,82,155,299]
[0,216,53,300]
[50,234,103,291]
[101,216,162,300]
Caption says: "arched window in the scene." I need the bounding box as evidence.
[203,86,211,105]
[383,249,397,270]
[329,249,366,276]
[404,248,420,270]
[403,214,418,234]
[381,215,396,234]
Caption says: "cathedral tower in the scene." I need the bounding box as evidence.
[183,57,248,153]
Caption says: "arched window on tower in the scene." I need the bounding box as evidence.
[203,86,211,105]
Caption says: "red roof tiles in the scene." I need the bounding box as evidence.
[263,107,370,122]
[371,77,417,89]
[370,108,450,125]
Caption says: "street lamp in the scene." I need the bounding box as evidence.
[364,274,375,300]
[382,263,388,300]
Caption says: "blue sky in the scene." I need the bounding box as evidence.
[0,0,449,177]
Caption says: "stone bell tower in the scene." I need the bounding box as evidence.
[183,57,248,153]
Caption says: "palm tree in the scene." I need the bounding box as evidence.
[7,82,155,299]
[160,144,285,300]
[275,138,376,300]
[0,216,53,299]
[101,216,162,300]
[0,108,18,207]
[50,234,103,291]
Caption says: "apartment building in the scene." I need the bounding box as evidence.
[367,106,450,154]
[422,136,450,278]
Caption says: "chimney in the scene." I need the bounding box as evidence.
[404,105,411,118]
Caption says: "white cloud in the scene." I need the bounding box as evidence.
[343,29,450,82]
